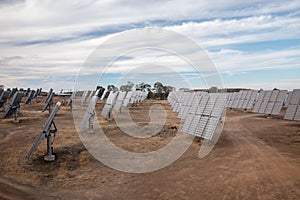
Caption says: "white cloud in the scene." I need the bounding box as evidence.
[0,1,300,89]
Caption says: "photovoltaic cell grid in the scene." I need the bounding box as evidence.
[129,91,138,104]
[265,90,287,115]
[170,91,183,113]
[284,91,292,107]
[252,90,287,115]
[178,92,194,119]
[227,90,258,110]
[114,91,127,111]
[173,92,183,113]
[181,93,227,140]
[123,91,133,107]
[101,91,119,118]
[252,90,265,113]
[284,89,300,121]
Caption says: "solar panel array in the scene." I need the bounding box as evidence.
[101,90,149,119]
[168,91,188,114]
[227,90,258,110]
[284,89,300,121]
[181,93,227,140]
[252,90,287,115]
[168,91,227,140]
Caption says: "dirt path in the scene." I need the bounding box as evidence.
[95,112,299,200]
[0,101,299,199]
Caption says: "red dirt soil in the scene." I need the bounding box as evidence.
[0,96,299,199]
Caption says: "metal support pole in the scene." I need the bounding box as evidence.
[13,110,19,123]
[88,112,95,134]
[44,134,55,161]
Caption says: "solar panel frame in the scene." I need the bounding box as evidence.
[241,90,251,109]
[270,90,287,115]
[25,88,31,96]
[294,106,300,121]
[258,91,272,113]
[289,89,300,105]
[0,90,11,108]
[246,90,258,110]
[237,91,247,109]
[3,92,24,119]
[284,105,297,120]
[231,92,241,108]
[24,90,35,104]
[27,102,61,160]
[45,88,53,103]
[114,91,127,111]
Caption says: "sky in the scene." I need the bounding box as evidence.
[0,0,300,92]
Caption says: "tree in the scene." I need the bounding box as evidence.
[136,82,151,91]
[107,85,118,92]
[120,81,134,92]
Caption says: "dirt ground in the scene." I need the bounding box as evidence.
[0,96,299,200]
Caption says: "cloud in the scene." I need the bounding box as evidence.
[0,1,300,90]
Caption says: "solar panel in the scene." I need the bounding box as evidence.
[229,92,237,108]
[241,90,251,109]
[246,90,258,110]
[141,91,149,101]
[190,115,202,136]
[265,101,275,115]
[202,117,219,140]
[3,92,24,122]
[289,89,300,105]
[252,90,265,113]
[284,91,292,107]
[237,91,247,109]
[231,92,241,108]
[9,88,18,98]
[181,113,193,133]
[294,106,300,121]
[81,90,91,105]
[178,92,192,119]
[284,89,300,120]
[258,91,272,113]
[33,88,40,99]
[284,105,297,120]
[27,102,61,161]
[42,92,54,113]
[80,89,100,134]
[24,90,35,105]
[194,116,208,137]
[182,93,227,140]
[270,90,287,115]
[123,91,133,107]
[182,93,197,119]
[37,88,42,96]
[0,90,11,108]
[88,90,95,99]
[129,91,137,104]
[114,91,127,112]
[101,91,119,119]
[24,88,30,96]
